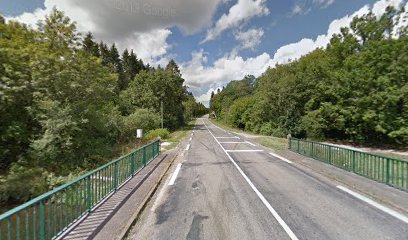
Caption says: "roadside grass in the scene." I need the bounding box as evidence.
[210,118,408,162]
[210,119,249,134]
[364,151,408,161]
[253,137,288,151]
[163,119,196,150]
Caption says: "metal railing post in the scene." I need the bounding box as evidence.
[143,146,147,166]
[114,162,118,191]
[297,139,300,153]
[40,201,45,240]
[386,159,390,185]
[329,146,332,164]
[352,151,356,172]
[86,176,91,212]
[151,142,154,160]
[131,153,135,176]
[311,142,314,158]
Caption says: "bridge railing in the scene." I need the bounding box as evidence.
[0,140,160,240]
[289,138,407,191]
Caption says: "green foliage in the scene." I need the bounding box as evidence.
[121,109,160,140]
[0,7,204,210]
[143,128,170,141]
[0,20,36,170]
[183,93,208,121]
[4,163,49,203]
[227,96,255,130]
[210,75,256,119]
[210,9,408,145]
[120,68,186,130]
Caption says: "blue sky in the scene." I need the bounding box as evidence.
[2,0,406,105]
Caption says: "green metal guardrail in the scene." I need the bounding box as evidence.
[0,140,160,240]
[289,138,408,191]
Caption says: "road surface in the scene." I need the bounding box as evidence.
[130,118,408,240]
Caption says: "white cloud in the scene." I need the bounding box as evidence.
[5,0,95,32]
[186,0,406,103]
[202,0,269,43]
[291,0,334,16]
[234,28,264,50]
[273,0,404,65]
[393,1,408,37]
[181,49,273,104]
[195,87,222,107]
[5,0,227,64]
[6,0,223,36]
[372,0,403,16]
[291,4,311,16]
[313,0,335,8]
[116,29,172,64]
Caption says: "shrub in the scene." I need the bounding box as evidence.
[121,109,161,140]
[143,128,170,141]
[5,163,49,203]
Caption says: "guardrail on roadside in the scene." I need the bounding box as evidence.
[0,140,161,240]
[289,138,407,191]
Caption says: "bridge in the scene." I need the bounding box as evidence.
[1,118,407,239]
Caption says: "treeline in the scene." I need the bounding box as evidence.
[0,8,206,207]
[211,7,408,146]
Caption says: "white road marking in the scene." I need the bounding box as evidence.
[168,163,182,186]
[226,150,264,153]
[245,141,256,146]
[185,144,191,151]
[337,186,408,224]
[151,172,171,211]
[269,152,293,164]
[203,120,299,240]
[189,137,192,141]
[216,136,240,139]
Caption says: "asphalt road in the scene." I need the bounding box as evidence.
[130,118,408,240]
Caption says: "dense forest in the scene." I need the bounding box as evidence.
[211,7,408,146]
[0,8,206,208]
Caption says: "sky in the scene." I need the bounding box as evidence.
[1,0,407,106]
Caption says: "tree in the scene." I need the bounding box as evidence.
[120,69,186,129]
[82,32,100,57]
[0,20,37,170]
[0,7,199,209]
[99,41,110,65]
[210,9,408,145]
[166,59,181,77]
[121,49,144,90]
[29,8,120,171]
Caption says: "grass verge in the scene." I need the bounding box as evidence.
[163,119,196,151]
[210,119,408,161]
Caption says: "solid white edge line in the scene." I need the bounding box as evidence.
[185,144,191,151]
[226,150,264,153]
[269,152,293,164]
[202,119,299,240]
[168,163,182,186]
[245,141,256,146]
[216,136,240,139]
[337,185,408,224]
[151,171,172,211]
